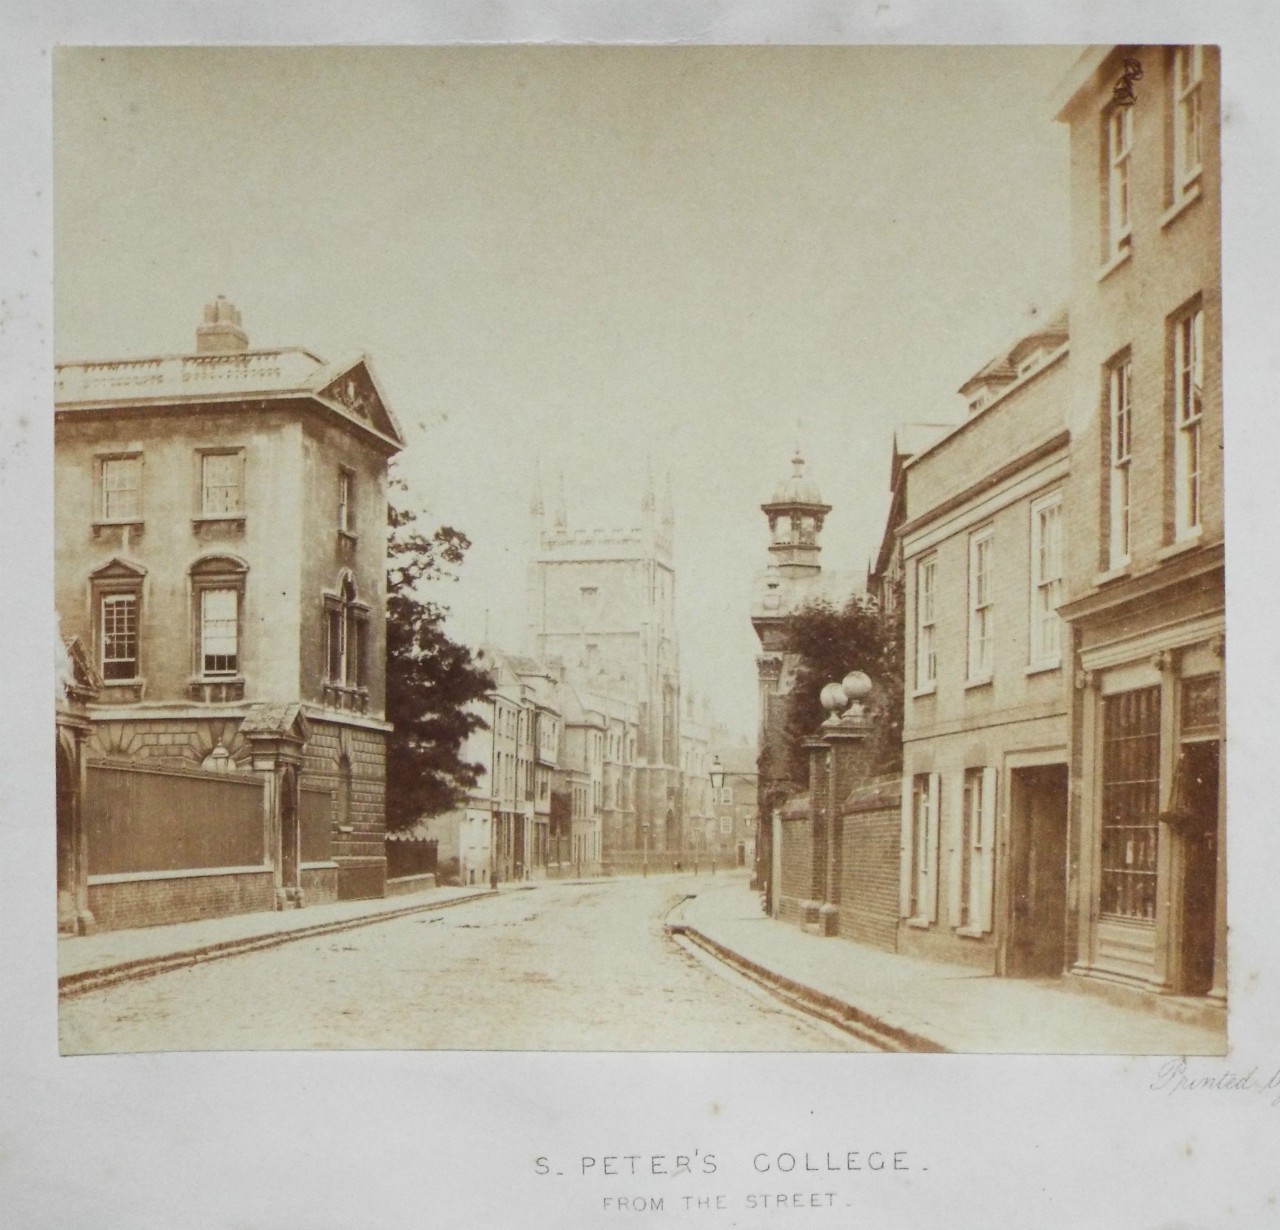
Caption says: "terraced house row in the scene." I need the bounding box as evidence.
[758,45,1224,1024]
[889,45,1224,1011]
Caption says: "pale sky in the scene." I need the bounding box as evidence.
[55,45,1078,738]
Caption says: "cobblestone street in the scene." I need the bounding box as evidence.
[58,876,868,1053]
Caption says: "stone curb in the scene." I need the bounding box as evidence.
[667,921,950,1054]
[58,889,497,999]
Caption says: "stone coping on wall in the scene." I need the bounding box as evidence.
[843,774,902,815]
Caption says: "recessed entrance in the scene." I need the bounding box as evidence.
[1006,764,1069,978]
[1175,740,1219,996]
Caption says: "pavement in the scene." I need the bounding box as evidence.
[57,881,499,996]
[58,872,1227,1055]
[671,879,1227,1055]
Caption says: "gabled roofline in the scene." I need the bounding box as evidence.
[311,352,406,450]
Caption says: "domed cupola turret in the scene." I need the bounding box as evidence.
[761,451,831,577]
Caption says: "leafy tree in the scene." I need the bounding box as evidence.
[384,486,494,829]
[764,593,903,791]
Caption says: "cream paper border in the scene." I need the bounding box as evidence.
[3,3,1278,1227]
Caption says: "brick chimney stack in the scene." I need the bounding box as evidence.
[196,295,249,354]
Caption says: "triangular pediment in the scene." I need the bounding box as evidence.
[314,357,405,450]
[89,557,147,582]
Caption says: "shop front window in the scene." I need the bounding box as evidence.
[1100,687,1161,921]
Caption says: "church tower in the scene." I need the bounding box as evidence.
[527,471,681,857]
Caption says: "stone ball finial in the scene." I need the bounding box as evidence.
[841,671,873,702]
[819,682,848,713]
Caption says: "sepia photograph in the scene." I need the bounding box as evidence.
[50,42,1228,1057]
[5,4,1280,1228]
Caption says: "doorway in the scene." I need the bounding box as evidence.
[1006,764,1069,978]
[1175,740,1220,996]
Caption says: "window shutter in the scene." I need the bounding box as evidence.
[977,766,998,933]
[946,777,963,927]
[899,775,914,918]
[924,772,942,922]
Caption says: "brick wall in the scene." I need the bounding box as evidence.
[777,811,813,924]
[1062,47,1223,597]
[88,869,275,931]
[839,776,901,952]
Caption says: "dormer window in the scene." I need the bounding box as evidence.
[1018,353,1041,378]
[968,392,988,414]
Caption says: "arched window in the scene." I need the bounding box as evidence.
[324,572,370,709]
[188,555,248,700]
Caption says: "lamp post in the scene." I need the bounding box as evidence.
[642,820,649,877]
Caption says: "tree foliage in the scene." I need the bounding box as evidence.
[384,488,494,829]
[764,592,904,792]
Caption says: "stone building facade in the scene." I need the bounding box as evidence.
[1054,46,1225,1004]
[424,648,566,886]
[54,298,403,929]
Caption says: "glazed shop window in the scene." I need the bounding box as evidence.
[1100,687,1161,921]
